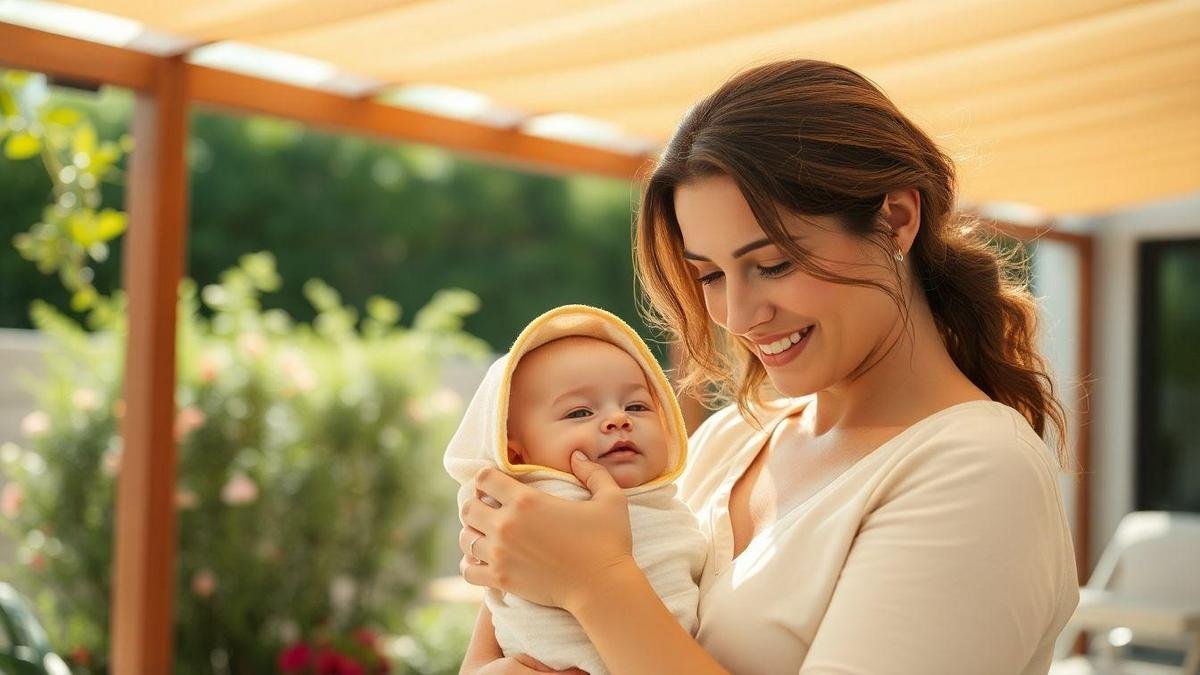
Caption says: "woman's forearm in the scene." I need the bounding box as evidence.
[569,560,730,675]
[459,601,504,675]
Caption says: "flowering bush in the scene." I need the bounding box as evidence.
[0,252,489,674]
[278,627,390,675]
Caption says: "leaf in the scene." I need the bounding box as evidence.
[70,287,98,312]
[93,209,127,242]
[4,132,41,160]
[239,252,280,292]
[366,296,401,326]
[72,124,97,156]
[0,89,16,117]
[1,71,31,88]
[66,210,97,247]
[44,107,82,126]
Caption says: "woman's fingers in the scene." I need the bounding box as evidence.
[568,451,622,501]
[474,466,529,505]
[462,494,503,537]
[459,525,491,563]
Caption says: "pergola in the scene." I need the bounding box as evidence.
[1,2,1197,671]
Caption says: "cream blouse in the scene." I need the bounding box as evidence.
[677,397,1079,674]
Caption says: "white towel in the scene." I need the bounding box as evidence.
[443,304,707,674]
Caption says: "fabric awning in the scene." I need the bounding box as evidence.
[12,0,1200,214]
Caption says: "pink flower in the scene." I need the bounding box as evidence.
[221,472,259,505]
[429,388,462,415]
[174,406,206,441]
[102,447,122,477]
[277,642,313,673]
[191,569,217,598]
[175,488,198,510]
[1,482,24,519]
[198,351,224,383]
[20,411,50,438]
[279,349,318,394]
[237,332,267,359]
[72,388,100,412]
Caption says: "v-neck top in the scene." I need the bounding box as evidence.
[676,396,1079,674]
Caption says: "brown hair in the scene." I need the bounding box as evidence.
[633,59,1068,461]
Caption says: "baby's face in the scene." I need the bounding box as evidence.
[507,336,670,489]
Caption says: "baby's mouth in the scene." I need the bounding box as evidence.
[600,440,641,459]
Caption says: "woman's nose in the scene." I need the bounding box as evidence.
[723,275,772,336]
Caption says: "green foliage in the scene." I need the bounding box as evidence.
[1,71,130,318]
[0,253,489,673]
[0,70,659,362]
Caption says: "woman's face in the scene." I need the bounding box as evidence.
[673,174,902,397]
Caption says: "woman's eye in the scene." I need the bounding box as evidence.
[695,261,793,287]
[565,408,592,419]
[758,261,793,278]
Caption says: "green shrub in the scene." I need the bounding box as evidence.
[0,252,488,674]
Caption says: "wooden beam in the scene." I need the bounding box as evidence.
[185,64,649,180]
[984,216,1095,582]
[111,54,189,674]
[0,22,651,180]
[0,22,155,91]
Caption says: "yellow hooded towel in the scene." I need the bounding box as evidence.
[443,304,707,674]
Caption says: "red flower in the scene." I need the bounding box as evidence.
[339,657,365,675]
[277,642,312,673]
[314,649,340,675]
[69,646,92,667]
[353,627,377,648]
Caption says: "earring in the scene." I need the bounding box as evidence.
[894,249,904,263]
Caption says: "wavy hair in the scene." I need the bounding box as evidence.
[634,59,1067,461]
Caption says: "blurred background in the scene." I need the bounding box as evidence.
[0,1,1197,673]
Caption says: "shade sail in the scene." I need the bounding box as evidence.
[11,0,1200,213]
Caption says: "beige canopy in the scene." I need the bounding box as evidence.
[13,0,1200,214]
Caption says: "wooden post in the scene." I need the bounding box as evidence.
[110,54,189,675]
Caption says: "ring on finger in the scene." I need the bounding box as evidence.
[469,533,484,563]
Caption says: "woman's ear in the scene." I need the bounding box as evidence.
[879,188,921,257]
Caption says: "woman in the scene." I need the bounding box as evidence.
[456,59,1079,674]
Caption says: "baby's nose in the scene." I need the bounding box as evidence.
[603,412,632,431]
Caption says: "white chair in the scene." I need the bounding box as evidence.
[1052,511,1200,675]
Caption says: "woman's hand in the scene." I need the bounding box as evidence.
[459,451,634,613]
[476,654,590,674]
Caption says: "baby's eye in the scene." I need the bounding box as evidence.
[565,408,592,419]
[626,403,651,412]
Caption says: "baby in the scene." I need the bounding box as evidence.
[444,304,707,675]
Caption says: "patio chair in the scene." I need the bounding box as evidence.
[1052,511,1200,675]
[0,582,72,675]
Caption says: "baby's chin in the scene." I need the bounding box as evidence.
[600,462,656,489]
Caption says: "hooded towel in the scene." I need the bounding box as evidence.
[444,304,707,674]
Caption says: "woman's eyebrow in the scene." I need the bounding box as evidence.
[683,236,793,261]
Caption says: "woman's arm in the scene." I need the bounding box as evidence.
[461,453,729,675]
[459,602,504,675]
[568,558,729,675]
